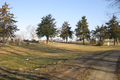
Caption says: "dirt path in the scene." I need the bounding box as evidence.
[87,51,120,80]
[48,50,120,80]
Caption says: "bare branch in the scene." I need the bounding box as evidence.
[26,25,37,40]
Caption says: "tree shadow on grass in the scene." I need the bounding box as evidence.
[12,43,82,54]
[1,48,23,57]
[7,45,30,55]
[0,67,48,80]
[58,42,92,46]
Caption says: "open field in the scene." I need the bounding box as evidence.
[0,41,119,80]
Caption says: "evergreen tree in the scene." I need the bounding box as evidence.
[106,15,120,45]
[60,21,73,43]
[94,25,107,41]
[36,14,57,44]
[75,16,90,45]
[0,2,18,46]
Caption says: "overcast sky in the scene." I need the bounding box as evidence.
[0,0,117,40]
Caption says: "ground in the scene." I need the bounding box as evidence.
[49,50,120,80]
[0,41,119,80]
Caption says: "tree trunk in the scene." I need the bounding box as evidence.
[83,38,85,45]
[114,38,116,45]
[66,37,68,43]
[3,34,5,46]
[46,36,49,44]
[116,38,119,45]
[100,36,101,41]
[3,22,5,46]
[6,37,9,44]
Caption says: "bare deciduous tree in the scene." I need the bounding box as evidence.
[26,25,37,40]
[20,30,27,40]
[107,0,120,9]
[15,34,21,40]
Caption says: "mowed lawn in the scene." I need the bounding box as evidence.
[0,41,119,80]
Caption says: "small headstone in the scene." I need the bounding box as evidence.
[19,39,22,42]
[5,39,9,44]
[43,40,46,44]
[18,42,21,45]
[11,39,13,42]
[21,40,24,44]
[27,42,29,45]
[108,42,109,46]
[15,40,17,42]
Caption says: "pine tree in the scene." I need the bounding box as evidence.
[60,21,73,43]
[75,16,90,45]
[106,15,120,45]
[94,25,107,41]
[0,2,18,46]
[36,14,57,44]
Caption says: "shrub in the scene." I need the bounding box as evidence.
[97,41,104,46]
[90,38,96,44]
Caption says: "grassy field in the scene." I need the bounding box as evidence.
[0,41,119,80]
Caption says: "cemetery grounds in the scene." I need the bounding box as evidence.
[0,41,120,80]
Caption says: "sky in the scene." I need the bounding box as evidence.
[0,0,117,40]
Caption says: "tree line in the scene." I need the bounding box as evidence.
[91,15,120,45]
[0,2,120,46]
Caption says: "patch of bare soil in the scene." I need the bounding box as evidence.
[82,51,120,80]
